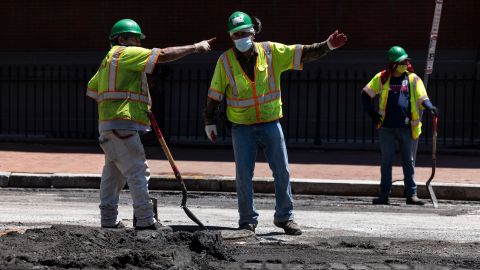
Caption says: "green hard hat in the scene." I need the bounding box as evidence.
[109,19,146,40]
[388,46,410,63]
[227,11,254,34]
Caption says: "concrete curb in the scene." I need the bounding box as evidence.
[0,172,10,187]
[9,173,52,188]
[0,172,479,201]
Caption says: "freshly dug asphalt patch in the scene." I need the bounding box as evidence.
[1,224,480,269]
[0,225,235,269]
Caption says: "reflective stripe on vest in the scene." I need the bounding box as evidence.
[86,89,98,100]
[362,86,376,98]
[208,88,224,101]
[293,45,303,70]
[144,48,160,74]
[220,53,238,97]
[141,73,148,95]
[226,91,281,108]
[261,42,276,91]
[108,46,125,91]
[96,91,150,104]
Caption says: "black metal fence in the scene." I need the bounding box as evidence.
[0,65,479,148]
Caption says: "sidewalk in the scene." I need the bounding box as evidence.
[0,142,479,201]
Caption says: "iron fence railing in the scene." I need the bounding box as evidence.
[0,65,479,148]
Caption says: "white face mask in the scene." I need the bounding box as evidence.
[234,36,253,52]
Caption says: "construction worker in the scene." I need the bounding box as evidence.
[362,46,439,205]
[86,19,214,230]
[204,11,347,235]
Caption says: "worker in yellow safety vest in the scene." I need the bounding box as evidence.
[87,18,214,230]
[203,11,347,235]
[361,46,439,206]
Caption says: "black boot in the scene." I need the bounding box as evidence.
[372,196,390,205]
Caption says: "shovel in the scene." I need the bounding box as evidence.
[147,111,207,229]
[426,116,439,208]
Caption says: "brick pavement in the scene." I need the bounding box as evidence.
[0,142,478,185]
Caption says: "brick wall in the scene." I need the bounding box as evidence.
[3,0,479,52]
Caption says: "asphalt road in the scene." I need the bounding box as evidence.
[1,189,480,269]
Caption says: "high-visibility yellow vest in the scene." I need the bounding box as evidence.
[86,45,161,125]
[208,42,304,125]
[363,71,429,139]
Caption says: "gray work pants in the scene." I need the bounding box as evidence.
[98,130,155,227]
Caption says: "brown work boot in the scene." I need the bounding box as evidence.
[406,196,425,205]
[274,220,302,235]
[238,223,256,233]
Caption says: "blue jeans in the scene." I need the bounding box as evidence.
[378,127,417,197]
[231,120,294,226]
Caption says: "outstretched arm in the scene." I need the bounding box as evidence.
[302,30,347,64]
[157,38,216,63]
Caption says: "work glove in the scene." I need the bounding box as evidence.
[326,30,347,50]
[194,37,216,53]
[428,106,439,117]
[368,110,382,126]
[205,124,217,143]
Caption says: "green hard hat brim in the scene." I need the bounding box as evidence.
[393,54,410,63]
[228,23,254,34]
[109,31,146,40]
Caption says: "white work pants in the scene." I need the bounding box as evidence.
[98,130,155,227]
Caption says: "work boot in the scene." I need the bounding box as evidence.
[406,196,425,205]
[274,220,302,235]
[238,223,256,233]
[372,196,390,205]
[135,222,173,232]
[101,221,125,229]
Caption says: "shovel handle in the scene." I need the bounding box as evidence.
[432,116,438,159]
[148,112,188,205]
[148,112,180,177]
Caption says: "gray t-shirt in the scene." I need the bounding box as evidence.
[99,119,150,133]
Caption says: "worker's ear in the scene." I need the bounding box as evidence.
[117,36,128,46]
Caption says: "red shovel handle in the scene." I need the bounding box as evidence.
[147,112,181,178]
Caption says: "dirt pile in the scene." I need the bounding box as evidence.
[1,225,480,269]
[0,225,235,270]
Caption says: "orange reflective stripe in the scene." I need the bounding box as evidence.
[208,88,224,101]
[226,92,281,107]
[144,48,160,74]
